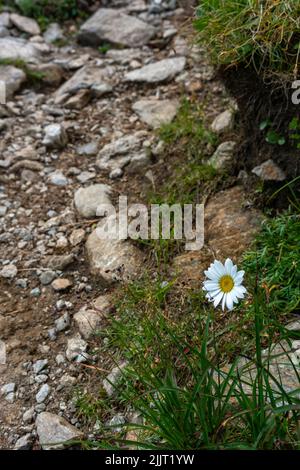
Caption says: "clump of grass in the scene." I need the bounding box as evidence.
[159,98,217,155]
[16,0,84,27]
[195,0,300,81]
[243,212,300,317]
[0,58,45,84]
[102,304,300,450]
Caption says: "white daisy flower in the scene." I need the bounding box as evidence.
[203,258,247,311]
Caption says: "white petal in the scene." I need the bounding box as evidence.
[226,293,234,310]
[225,258,233,274]
[222,294,226,311]
[213,260,225,277]
[234,270,245,285]
[213,291,224,308]
[204,268,219,281]
[231,265,237,277]
[203,281,219,291]
[234,285,247,298]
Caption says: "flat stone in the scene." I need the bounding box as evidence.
[69,228,85,246]
[96,132,145,172]
[252,159,286,181]
[0,66,26,100]
[48,171,69,187]
[125,57,186,83]
[10,13,41,36]
[74,184,112,218]
[14,433,32,450]
[76,142,98,156]
[52,278,72,292]
[36,384,50,403]
[103,361,128,397]
[74,308,101,339]
[78,8,156,47]
[0,340,6,365]
[0,264,18,279]
[36,412,83,450]
[208,141,236,170]
[76,171,96,184]
[55,65,114,104]
[86,225,143,284]
[92,295,113,314]
[132,98,179,128]
[40,270,56,285]
[33,359,48,374]
[0,37,41,63]
[55,313,70,332]
[44,23,64,43]
[173,186,263,284]
[47,254,74,271]
[66,334,88,363]
[1,382,15,395]
[211,109,235,134]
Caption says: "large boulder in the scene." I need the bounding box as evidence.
[78,8,156,47]
[0,37,41,63]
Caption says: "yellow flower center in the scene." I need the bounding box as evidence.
[219,275,234,293]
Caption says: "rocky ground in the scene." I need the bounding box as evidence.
[0,0,296,451]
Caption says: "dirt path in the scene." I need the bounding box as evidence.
[0,1,228,449]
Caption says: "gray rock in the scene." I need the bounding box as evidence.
[10,13,41,36]
[0,66,26,100]
[252,159,286,181]
[55,313,70,332]
[48,171,69,186]
[74,184,112,218]
[0,26,10,37]
[107,414,126,433]
[5,392,15,403]
[208,141,236,170]
[66,334,88,363]
[23,407,35,424]
[125,57,186,83]
[36,412,83,450]
[47,254,74,271]
[0,13,10,28]
[0,340,6,365]
[86,225,143,284]
[0,205,7,217]
[126,151,151,173]
[30,287,41,297]
[76,171,96,184]
[55,65,113,104]
[0,37,41,63]
[96,132,145,172]
[132,98,179,128]
[69,228,85,246]
[33,359,48,375]
[211,109,235,134]
[43,124,68,149]
[0,264,18,279]
[44,23,64,43]
[76,142,98,156]
[73,308,101,339]
[14,433,32,450]
[40,270,56,286]
[91,82,113,98]
[36,384,50,403]
[103,362,128,397]
[78,8,156,47]
[1,382,16,395]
